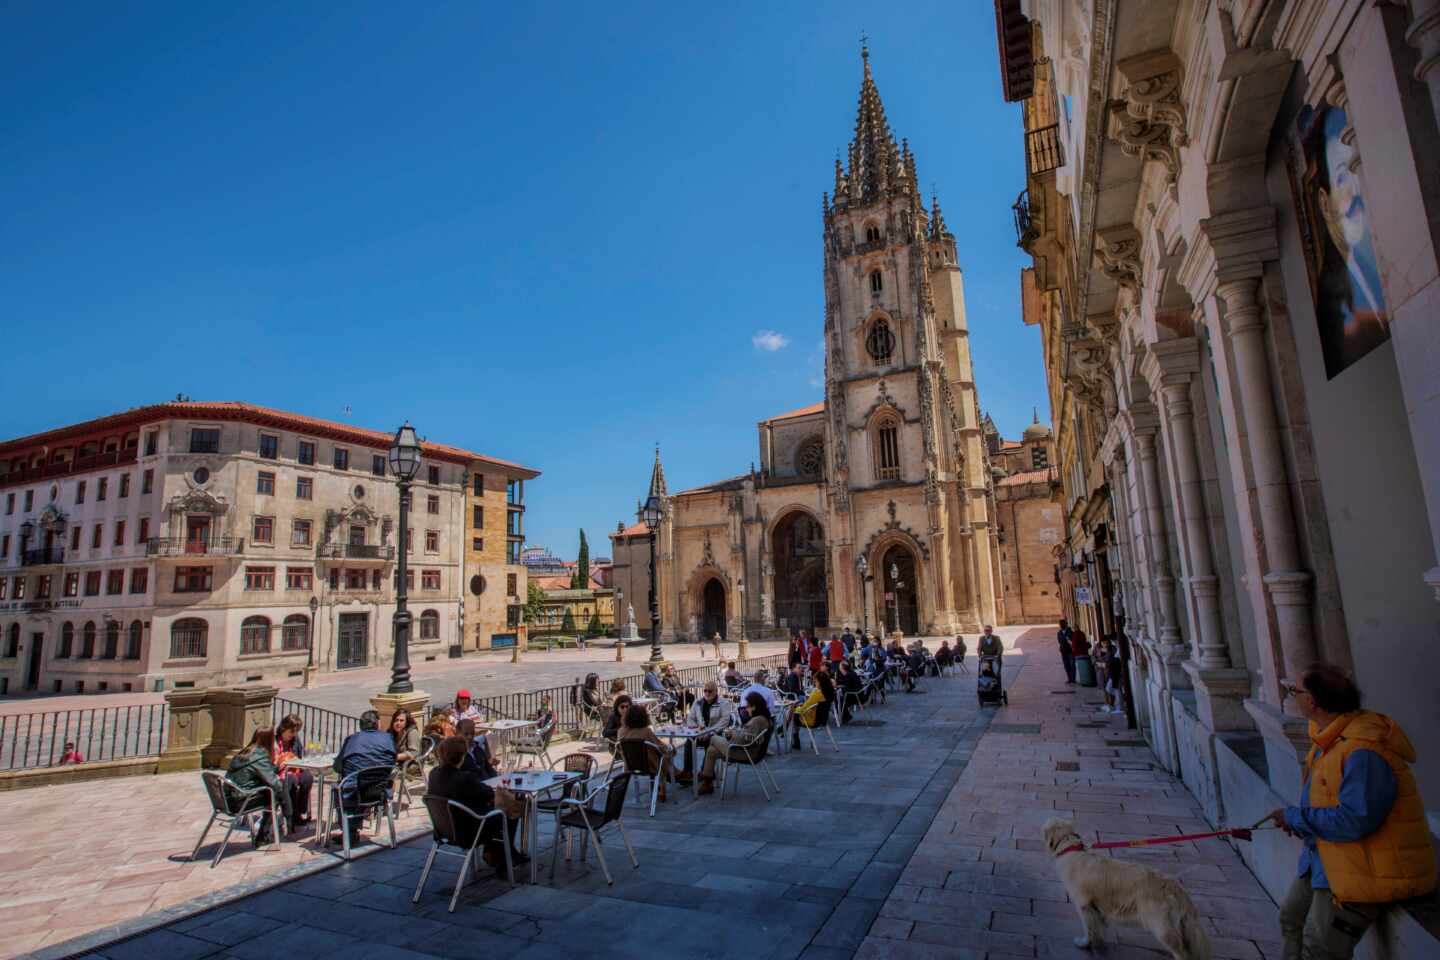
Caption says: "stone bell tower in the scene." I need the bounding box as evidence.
[822,45,998,633]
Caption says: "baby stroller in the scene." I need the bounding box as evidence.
[977,655,1007,707]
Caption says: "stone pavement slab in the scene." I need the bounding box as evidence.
[858,633,1286,960]
[44,630,1047,960]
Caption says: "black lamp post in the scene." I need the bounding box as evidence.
[889,561,901,635]
[388,421,422,694]
[305,595,319,685]
[855,553,869,638]
[639,493,663,663]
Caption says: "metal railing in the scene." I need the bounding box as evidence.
[0,447,138,489]
[318,543,395,560]
[0,703,169,770]
[146,536,245,557]
[21,547,65,566]
[1024,123,1064,176]
[1013,189,1037,249]
[272,697,360,754]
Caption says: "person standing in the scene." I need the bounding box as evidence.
[1269,663,1434,960]
[1057,618,1076,684]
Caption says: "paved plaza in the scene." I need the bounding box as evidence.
[20,627,1289,960]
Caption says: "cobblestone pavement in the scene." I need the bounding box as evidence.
[856,641,1284,960]
[41,636,1029,960]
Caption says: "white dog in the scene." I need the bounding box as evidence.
[1042,818,1211,960]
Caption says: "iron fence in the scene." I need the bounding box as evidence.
[0,703,169,770]
[272,697,359,754]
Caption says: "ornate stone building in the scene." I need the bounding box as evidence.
[617,52,1012,644]
[997,2,1440,950]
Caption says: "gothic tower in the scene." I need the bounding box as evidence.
[823,47,998,633]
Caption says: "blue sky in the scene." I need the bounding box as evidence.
[1,1,1041,560]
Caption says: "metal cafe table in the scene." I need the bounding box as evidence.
[476,718,539,767]
[281,752,338,850]
[483,767,581,883]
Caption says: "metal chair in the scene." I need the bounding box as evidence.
[793,699,839,754]
[617,738,670,817]
[717,727,779,801]
[550,771,639,885]
[535,752,597,820]
[191,771,280,868]
[392,737,435,817]
[510,729,553,770]
[413,796,514,912]
[326,764,397,860]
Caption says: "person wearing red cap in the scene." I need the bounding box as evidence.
[451,689,482,724]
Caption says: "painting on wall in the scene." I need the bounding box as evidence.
[1288,103,1390,379]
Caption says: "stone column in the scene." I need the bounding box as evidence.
[1215,278,1316,683]
[1134,427,1184,658]
[203,685,277,768]
[1407,0,1440,138]
[158,689,210,773]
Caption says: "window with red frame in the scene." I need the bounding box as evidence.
[130,568,148,594]
[106,570,124,594]
[425,529,439,552]
[63,572,79,597]
[421,569,441,590]
[114,520,126,546]
[244,566,275,590]
[286,567,313,591]
[252,516,274,544]
[256,471,275,495]
[174,566,212,593]
[84,571,101,595]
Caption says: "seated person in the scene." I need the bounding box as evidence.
[698,693,773,795]
[836,660,863,724]
[450,690,482,725]
[391,708,423,780]
[602,694,633,745]
[616,704,676,801]
[333,711,397,845]
[427,736,524,871]
[739,668,780,716]
[661,664,694,713]
[455,718,499,779]
[642,664,666,696]
[722,661,743,687]
[274,714,313,826]
[534,695,557,744]
[778,663,806,698]
[680,681,735,780]
[791,685,828,749]
[229,725,293,846]
[935,641,954,669]
[579,674,603,727]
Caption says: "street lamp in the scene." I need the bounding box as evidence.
[855,553,869,638]
[639,492,663,663]
[615,586,624,661]
[737,576,748,660]
[303,594,319,688]
[388,421,422,694]
[889,561,901,635]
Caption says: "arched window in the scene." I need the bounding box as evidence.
[419,609,440,640]
[126,621,143,660]
[4,624,17,658]
[866,317,895,364]
[81,621,96,658]
[59,622,74,658]
[171,618,207,659]
[240,616,271,655]
[282,614,310,651]
[103,620,120,659]
[869,270,883,293]
[864,224,881,243]
[875,416,901,481]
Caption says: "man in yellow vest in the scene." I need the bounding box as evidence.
[1268,663,1435,959]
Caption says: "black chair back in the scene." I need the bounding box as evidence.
[423,794,459,845]
[600,772,632,824]
[617,738,655,776]
[202,771,244,815]
[353,765,393,806]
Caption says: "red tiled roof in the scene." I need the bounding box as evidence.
[762,401,825,423]
[997,466,1058,486]
[1000,439,1023,450]
[532,575,574,591]
[609,523,649,539]
[0,401,539,475]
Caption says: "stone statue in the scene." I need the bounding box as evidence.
[627,603,636,625]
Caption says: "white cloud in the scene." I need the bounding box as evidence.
[752,330,790,352]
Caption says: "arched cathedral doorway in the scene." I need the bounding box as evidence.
[880,543,919,636]
[773,511,828,631]
[701,578,726,640]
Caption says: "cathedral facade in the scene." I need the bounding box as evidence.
[614,53,1009,641]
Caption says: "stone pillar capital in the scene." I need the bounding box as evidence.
[1201,207,1279,283]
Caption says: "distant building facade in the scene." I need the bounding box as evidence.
[462,463,537,652]
[0,401,536,693]
[989,414,1064,624]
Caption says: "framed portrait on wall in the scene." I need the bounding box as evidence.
[1287,103,1390,379]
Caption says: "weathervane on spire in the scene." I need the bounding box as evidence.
[860,30,869,61]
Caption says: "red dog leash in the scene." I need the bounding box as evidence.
[1057,815,1277,857]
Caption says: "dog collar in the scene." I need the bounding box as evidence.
[1056,843,1086,857]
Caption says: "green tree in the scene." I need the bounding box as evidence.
[586,611,602,636]
[523,581,546,625]
[570,529,590,588]
[561,607,576,633]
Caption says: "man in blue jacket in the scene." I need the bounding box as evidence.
[333,710,397,846]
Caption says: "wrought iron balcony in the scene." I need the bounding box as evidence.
[1024,123,1064,177]
[318,542,395,561]
[1013,190,1038,250]
[146,536,245,557]
[20,547,65,566]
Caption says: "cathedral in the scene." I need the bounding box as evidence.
[611,51,1028,641]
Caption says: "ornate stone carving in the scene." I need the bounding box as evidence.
[1108,51,1188,177]
[795,435,825,478]
[1093,225,1142,295]
[164,487,229,518]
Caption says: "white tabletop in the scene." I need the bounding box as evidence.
[477,719,538,732]
[283,753,337,772]
[653,724,707,739]
[483,768,579,795]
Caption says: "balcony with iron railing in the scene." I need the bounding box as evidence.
[1013,189,1038,250]
[20,547,65,566]
[318,542,395,561]
[146,536,245,557]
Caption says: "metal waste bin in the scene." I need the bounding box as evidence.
[1075,654,1097,687]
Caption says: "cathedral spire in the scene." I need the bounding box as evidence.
[648,444,668,499]
[930,192,951,239]
[847,44,903,203]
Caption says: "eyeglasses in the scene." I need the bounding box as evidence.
[1282,683,1310,700]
